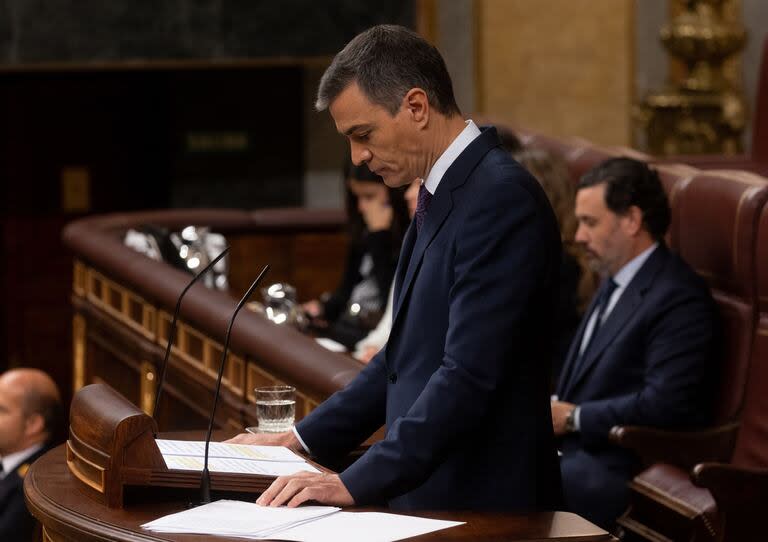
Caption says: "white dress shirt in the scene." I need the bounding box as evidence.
[423,120,481,196]
[0,443,44,479]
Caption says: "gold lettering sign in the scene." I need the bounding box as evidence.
[61,167,91,213]
[186,132,249,153]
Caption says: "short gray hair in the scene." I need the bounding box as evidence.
[316,24,460,117]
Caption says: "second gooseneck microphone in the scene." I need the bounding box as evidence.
[152,247,230,426]
[200,264,270,504]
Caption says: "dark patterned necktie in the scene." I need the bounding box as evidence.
[581,277,618,358]
[415,183,433,234]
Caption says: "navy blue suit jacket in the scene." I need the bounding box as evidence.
[556,244,717,526]
[0,445,49,542]
[296,127,564,511]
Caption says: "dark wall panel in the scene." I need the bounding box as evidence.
[0,1,414,63]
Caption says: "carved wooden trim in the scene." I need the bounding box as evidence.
[66,440,105,494]
[72,314,86,392]
[86,269,156,341]
[75,261,333,424]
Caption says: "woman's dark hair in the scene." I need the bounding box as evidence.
[578,157,671,241]
[344,161,409,251]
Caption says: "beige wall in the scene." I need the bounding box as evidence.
[474,0,635,146]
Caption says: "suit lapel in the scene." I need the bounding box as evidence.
[393,221,417,312]
[0,471,21,506]
[390,127,501,328]
[392,185,453,320]
[561,245,669,398]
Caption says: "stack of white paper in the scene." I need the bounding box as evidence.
[274,511,465,542]
[156,439,320,476]
[142,500,340,539]
[141,500,465,541]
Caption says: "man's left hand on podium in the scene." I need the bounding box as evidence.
[225,431,302,452]
[256,471,355,508]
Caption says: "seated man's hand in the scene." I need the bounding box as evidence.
[551,400,576,437]
[256,471,354,508]
[302,299,323,318]
[225,430,301,453]
[357,345,379,364]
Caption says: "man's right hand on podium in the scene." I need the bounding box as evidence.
[224,430,302,453]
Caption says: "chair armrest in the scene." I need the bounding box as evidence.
[692,462,768,542]
[609,422,739,470]
[693,462,768,506]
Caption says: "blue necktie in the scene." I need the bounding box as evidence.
[580,277,618,360]
[415,184,432,234]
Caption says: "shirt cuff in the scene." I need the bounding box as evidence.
[292,425,312,455]
[573,406,582,432]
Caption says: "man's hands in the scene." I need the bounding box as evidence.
[256,471,355,508]
[551,400,577,436]
[225,430,301,452]
[356,345,379,364]
[225,431,353,507]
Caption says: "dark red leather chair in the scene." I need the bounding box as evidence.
[610,170,768,542]
[688,200,768,542]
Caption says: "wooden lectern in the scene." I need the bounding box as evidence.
[66,383,275,508]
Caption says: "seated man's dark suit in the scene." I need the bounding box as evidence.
[556,243,717,527]
[0,446,49,542]
[296,126,564,510]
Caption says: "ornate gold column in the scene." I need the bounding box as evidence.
[638,0,747,155]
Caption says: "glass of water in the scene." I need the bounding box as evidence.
[254,385,296,433]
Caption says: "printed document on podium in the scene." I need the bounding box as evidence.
[155,440,320,476]
[141,499,464,541]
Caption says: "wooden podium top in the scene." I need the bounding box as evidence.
[25,445,614,542]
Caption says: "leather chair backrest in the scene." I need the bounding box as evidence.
[731,202,768,468]
[751,37,768,163]
[673,171,768,423]
[566,144,619,183]
[653,163,698,249]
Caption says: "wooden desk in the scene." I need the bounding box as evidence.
[25,446,614,541]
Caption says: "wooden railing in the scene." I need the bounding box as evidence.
[63,208,363,432]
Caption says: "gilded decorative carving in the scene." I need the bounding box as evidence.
[638,0,747,155]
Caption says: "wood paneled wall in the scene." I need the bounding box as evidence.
[474,0,635,146]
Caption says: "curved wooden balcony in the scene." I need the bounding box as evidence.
[63,208,363,433]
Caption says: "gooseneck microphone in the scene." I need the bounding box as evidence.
[200,264,270,504]
[152,247,231,425]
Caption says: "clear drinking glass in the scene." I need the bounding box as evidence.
[253,385,296,433]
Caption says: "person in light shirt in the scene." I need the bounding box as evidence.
[354,178,421,363]
[0,368,62,542]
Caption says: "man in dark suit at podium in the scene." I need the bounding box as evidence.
[551,158,717,529]
[0,368,62,542]
[230,24,563,511]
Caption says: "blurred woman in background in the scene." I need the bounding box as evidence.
[304,162,410,350]
[354,177,421,363]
